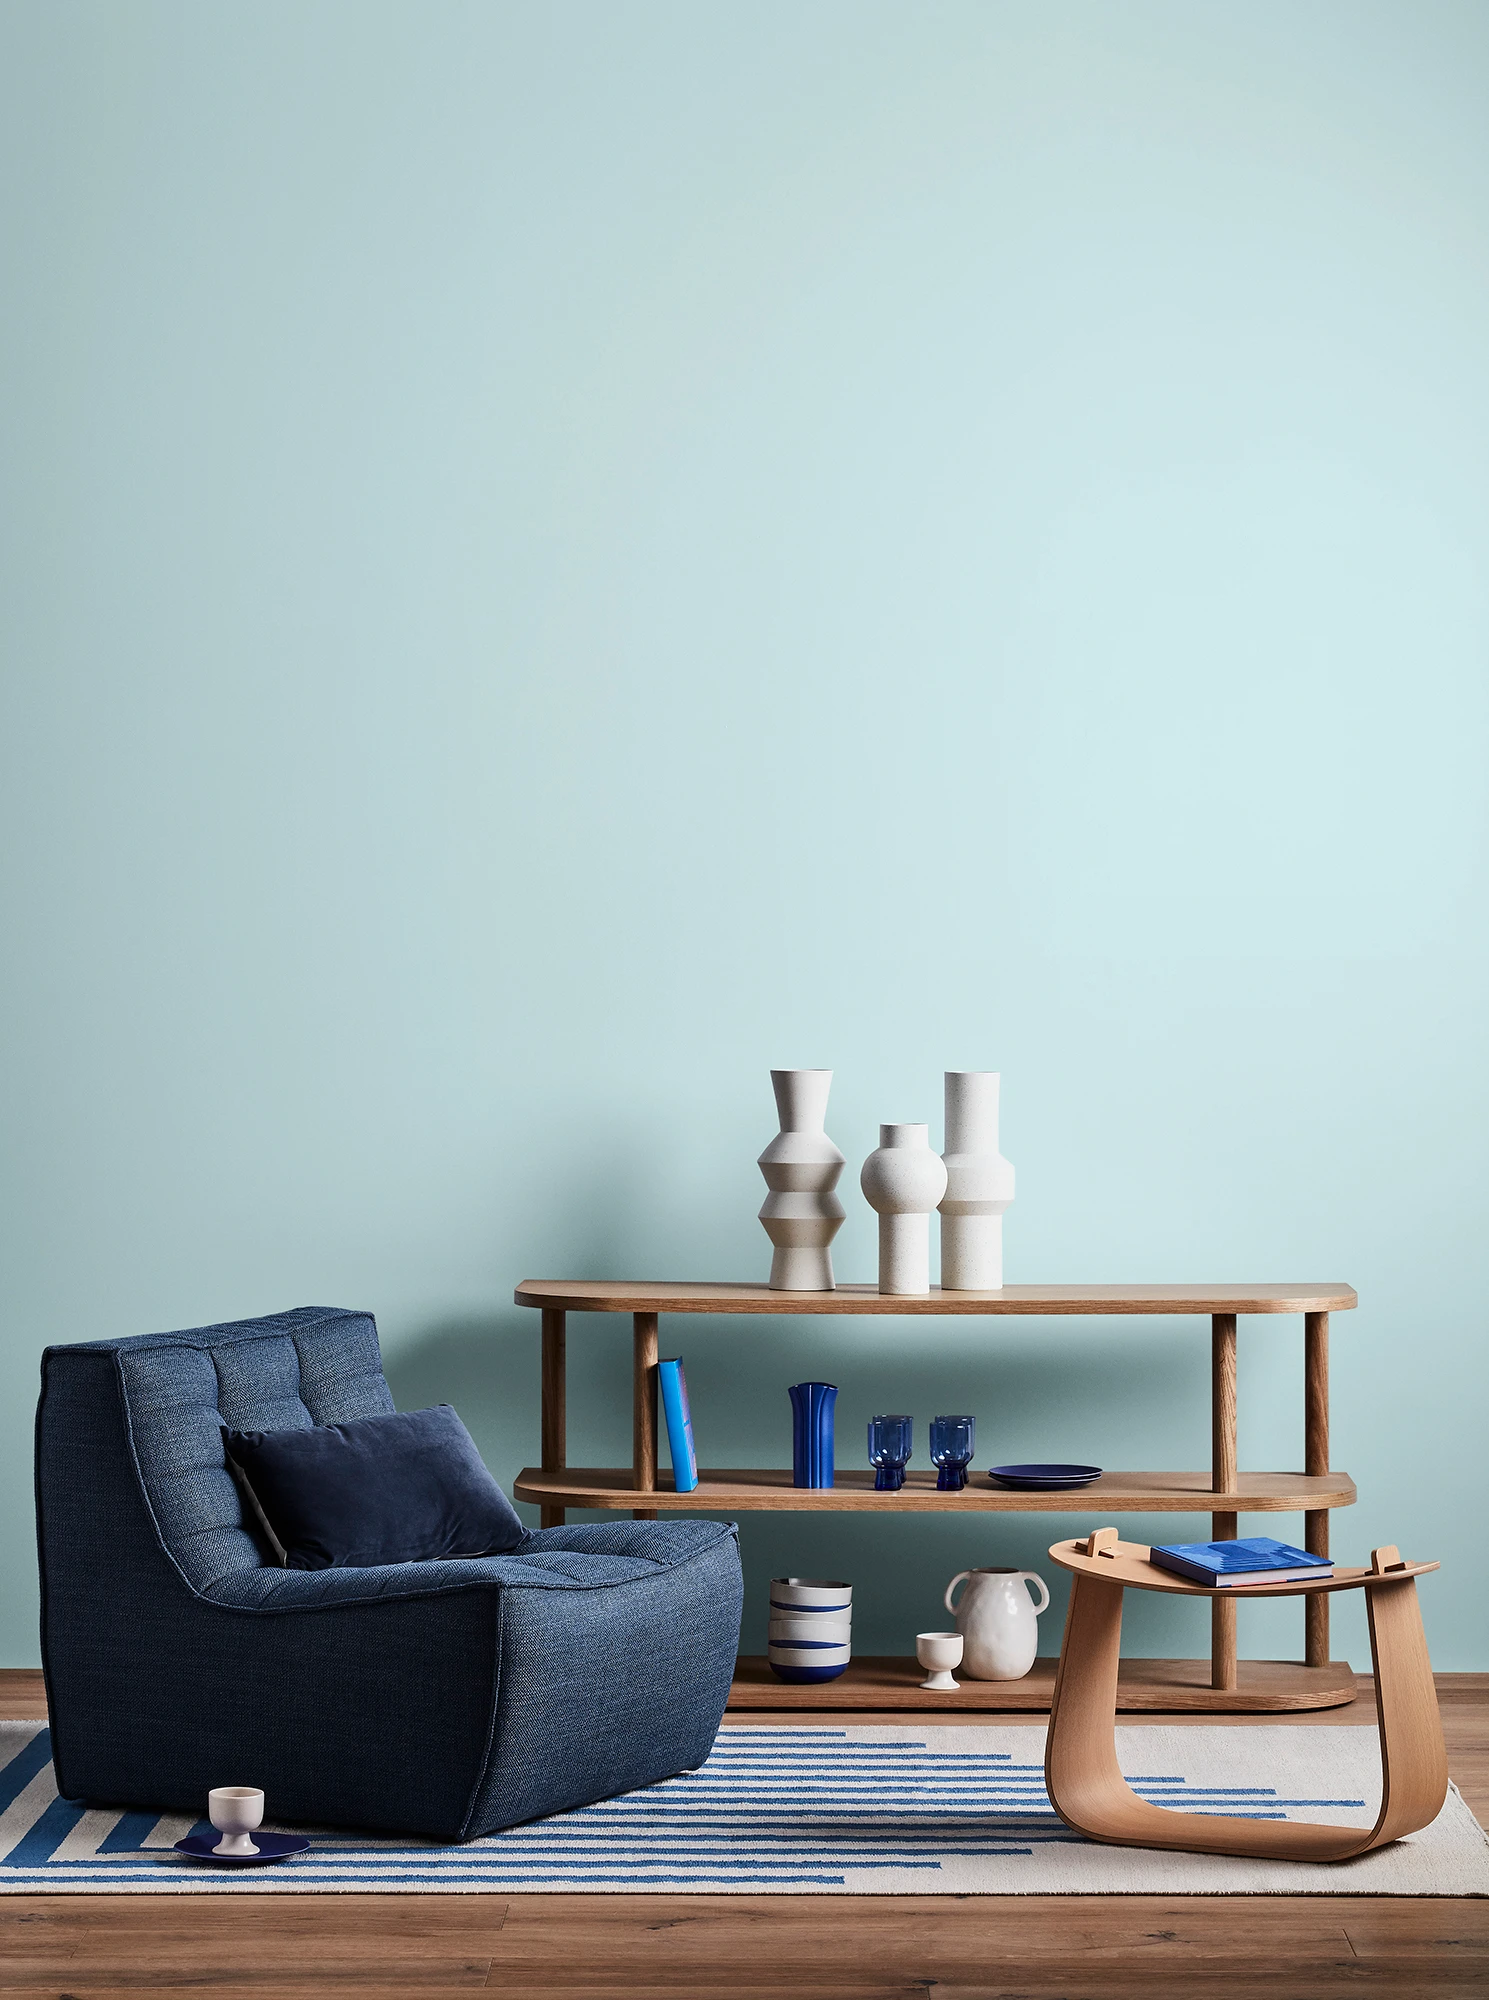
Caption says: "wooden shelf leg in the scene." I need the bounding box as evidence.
[1211,1312,1238,1692]
[633,1311,659,1521]
[1305,1310,1329,1669]
[539,1308,566,1530]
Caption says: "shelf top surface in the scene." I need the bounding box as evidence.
[515,1280,1357,1316]
[1048,1536,1437,1597]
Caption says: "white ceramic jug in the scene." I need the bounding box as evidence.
[944,1566,1051,1680]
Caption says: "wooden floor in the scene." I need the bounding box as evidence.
[3,1668,1487,1998]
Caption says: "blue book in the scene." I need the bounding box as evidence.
[658,1358,699,1493]
[1149,1537,1332,1588]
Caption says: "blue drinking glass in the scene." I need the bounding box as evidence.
[868,1414,913,1491]
[930,1414,976,1491]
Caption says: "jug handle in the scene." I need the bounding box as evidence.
[1019,1571,1051,1615]
[944,1571,971,1615]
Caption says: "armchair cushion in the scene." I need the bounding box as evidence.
[222,1404,524,1569]
[201,1516,732,1611]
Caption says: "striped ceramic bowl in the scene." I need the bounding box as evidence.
[766,1642,852,1681]
[768,1577,852,1612]
[768,1614,852,1645]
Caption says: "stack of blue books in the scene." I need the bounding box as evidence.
[1149,1537,1333,1587]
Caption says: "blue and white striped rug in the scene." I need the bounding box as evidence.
[3,1722,1485,1894]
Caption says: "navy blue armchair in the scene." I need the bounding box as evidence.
[35,1307,742,1840]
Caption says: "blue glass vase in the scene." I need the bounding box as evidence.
[868,1413,913,1491]
[789,1381,837,1488]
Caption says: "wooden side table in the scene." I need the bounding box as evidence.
[513,1279,1359,1713]
[1045,1529,1447,1860]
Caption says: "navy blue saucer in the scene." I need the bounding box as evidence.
[987,1463,1103,1490]
[174,1831,310,1865]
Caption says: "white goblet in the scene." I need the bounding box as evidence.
[916,1630,964,1690]
[208,1786,264,1857]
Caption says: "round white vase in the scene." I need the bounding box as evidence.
[943,1567,1050,1680]
[939,1071,1015,1289]
[859,1123,948,1295]
[758,1069,846,1291]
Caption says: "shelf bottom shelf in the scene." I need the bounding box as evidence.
[727,1655,1358,1714]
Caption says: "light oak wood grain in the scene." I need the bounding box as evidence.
[727,1653,1358,1712]
[1044,1542,1448,1861]
[1049,1534,1437,1598]
[1,1670,1486,1998]
[512,1465,1358,1512]
[2,1893,1485,1999]
[516,1279,1358,1315]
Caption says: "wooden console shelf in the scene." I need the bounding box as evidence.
[515,1277,1358,1714]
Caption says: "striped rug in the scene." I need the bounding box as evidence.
[3,1722,1485,1894]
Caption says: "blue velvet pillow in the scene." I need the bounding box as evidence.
[222,1405,525,1570]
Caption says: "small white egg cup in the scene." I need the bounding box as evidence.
[916,1630,964,1690]
[209,1786,265,1857]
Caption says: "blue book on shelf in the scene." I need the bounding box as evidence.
[1149,1537,1332,1588]
[658,1357,699,1493]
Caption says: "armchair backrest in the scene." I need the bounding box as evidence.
[37,1307,394,1595]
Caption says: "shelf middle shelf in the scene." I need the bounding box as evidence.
[513,1466,1358,1513]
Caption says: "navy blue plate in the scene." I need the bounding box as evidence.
[174,1831,311,1865]
[987,1463,1103,1490]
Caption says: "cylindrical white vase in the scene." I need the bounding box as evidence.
[758,1070,846,1291]
[939,1072,1015,1289]
[860,1123,949,1295]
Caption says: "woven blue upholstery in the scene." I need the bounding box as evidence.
[36,1310,742,1839]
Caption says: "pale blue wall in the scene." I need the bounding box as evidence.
[2,1,1486,1671]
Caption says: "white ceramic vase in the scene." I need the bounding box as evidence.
[944,1567,1050,1680]
[859,1123,948,1295]
[939,1071,1015,1289]
[758,1070,846,1291]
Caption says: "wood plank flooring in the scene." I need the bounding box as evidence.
[3,1669,1486,1998]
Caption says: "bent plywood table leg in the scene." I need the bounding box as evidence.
[1045,1537,1447,1862]
[1364,1548,1451,1847]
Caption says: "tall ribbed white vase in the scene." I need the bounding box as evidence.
[939,1071,1015,1289]
[758,1069,845,1291]
[860,1123,949,1296]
